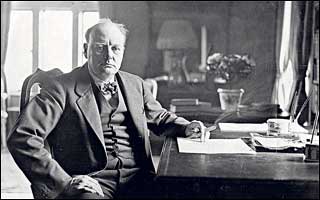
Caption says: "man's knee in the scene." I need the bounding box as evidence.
[117,175,158,198]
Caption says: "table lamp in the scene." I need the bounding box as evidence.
[156,19,198,83]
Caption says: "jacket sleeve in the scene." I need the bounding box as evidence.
[7,79,72,199]
[142,80,190,137]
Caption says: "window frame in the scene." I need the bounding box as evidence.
[11,1,99,73]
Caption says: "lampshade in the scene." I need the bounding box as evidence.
[156,20,198,50]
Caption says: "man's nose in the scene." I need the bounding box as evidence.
[103,46,114,60]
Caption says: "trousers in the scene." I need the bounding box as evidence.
[57,153,155,199]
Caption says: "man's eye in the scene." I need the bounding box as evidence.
[96,46,104,52]
[112,46,121,52]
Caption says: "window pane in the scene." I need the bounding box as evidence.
[78,11,99,66]
[39,10,72,73]
[4,11,33,93]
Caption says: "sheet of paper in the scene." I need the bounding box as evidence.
[177,137,256,154]
[296,133,319,145]
[219,123,268,133]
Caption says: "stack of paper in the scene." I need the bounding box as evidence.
[219,123,268,133]
[250,133,305,150]
[177,137,256,154]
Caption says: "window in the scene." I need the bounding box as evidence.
[39,10,73,72]
[5,11,33,93]
[4,1,99,93]
[78,11,100,65]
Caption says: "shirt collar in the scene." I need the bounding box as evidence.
[88,65,116,87]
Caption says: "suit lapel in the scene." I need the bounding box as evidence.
[75,65,105,149]
[116,72,145,137]
[117,72,155,171]
[73,68,146,150]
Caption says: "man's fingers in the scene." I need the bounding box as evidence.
[74,175,98,188]
[186,120,206,138]
[83,176,104,196]
[74,175,104,197]
[187,132,201,139]
[77,184,98,194]
[77,183,104,197]
[83,176,99,187]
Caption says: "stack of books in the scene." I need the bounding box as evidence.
[169,98,212,113]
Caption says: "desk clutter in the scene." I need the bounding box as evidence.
[177,122,318,157]
[219,121,309,135]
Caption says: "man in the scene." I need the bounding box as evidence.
[7,18,205,199]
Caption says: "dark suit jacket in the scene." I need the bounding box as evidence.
[7,64,190,199]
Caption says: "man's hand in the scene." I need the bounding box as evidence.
[63,175,104,197]
[185,120,206,139]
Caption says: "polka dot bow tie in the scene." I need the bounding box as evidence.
[98,82,118,95]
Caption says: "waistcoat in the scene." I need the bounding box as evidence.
[92,82,144,169]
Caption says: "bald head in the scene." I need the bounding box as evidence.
[85,18,128,45]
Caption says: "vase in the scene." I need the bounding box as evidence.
[217,88,244,111]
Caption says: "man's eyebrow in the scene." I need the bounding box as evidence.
[93,42,124,46]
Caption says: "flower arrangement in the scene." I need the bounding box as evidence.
[206,53,256,84]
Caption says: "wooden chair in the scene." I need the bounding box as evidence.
[144,78,158,99]
[20,68,63,113]
[19,69,64,145]
[1,77,8,148]
[144,78,166,161]
[19,68,63,199]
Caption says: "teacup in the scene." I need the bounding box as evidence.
[267,118,291,136]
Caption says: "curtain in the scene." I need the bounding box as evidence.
[1,1,11,94]
[272,1,314,124]
[296,1,315,124]
[305,1,318,116]
[272,1,296,114]
[271,2,284,107]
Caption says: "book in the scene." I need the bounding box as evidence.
[170,98,199,106]
[170,101,212,112]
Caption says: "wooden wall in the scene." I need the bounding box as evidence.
[100,1,280,104]
[100,1,150,77]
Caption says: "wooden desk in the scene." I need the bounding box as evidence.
[156,134,319,199]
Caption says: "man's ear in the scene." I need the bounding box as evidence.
[83,43,88,59]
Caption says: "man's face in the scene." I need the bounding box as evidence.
[86,23,126,80]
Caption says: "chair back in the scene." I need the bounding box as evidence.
[144,78,158,99]
[20,68,63,113]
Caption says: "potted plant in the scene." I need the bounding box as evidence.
[206,53,256,84]
[206,53,256,110]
